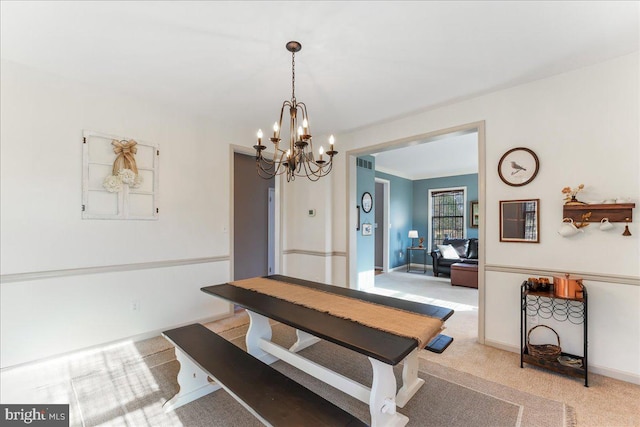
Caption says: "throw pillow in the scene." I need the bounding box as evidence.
[437,244,460,260]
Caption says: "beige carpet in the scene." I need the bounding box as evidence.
[224,322,573,427]
[373,271,640,427]
[1,317,574,427]
[28,321,574,426]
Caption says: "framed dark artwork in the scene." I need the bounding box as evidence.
[498,147,539,187]
[500,199,540,243]
[361,192,373,213]
[470,201,479,228]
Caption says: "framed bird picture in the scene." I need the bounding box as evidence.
[498,147,539,186]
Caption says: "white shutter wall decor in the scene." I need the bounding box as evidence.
[82,130,159,220]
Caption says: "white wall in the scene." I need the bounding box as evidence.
[0,60,244,367]
[281,165,336,284]
[319,53,638,382]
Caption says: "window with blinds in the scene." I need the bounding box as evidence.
[431,189,465,248]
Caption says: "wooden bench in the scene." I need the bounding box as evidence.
[162,323,367,427]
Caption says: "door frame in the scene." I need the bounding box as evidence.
[374,178,390,273]
[346,121,486,343]
[230,145,281,281]
[268,187,275,275]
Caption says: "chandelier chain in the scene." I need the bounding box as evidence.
[291,51,296,102]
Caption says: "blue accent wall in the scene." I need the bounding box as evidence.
[359,168,478,275]
[412,173,479,249]
[375,171,413,269]
[356,156,376,278]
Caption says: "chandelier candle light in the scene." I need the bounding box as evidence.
[254,41,337,181]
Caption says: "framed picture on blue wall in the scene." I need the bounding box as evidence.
[470,201,479,227]
[362,223,373,236]
[361,192,373,213]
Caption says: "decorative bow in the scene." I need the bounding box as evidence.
[111,139,139,175]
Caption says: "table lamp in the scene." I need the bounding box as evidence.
[408,230,418,247]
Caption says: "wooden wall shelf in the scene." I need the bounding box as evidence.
[563,203,635,223]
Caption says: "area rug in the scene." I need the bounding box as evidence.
[70,322,575,426]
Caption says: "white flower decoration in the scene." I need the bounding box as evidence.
[118,168,136,185]
[118,168,143,188]
[103,175,122,193]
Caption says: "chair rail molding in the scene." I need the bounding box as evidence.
[283,249,347,257]
[485,264,639,286]
[0,256,230,284]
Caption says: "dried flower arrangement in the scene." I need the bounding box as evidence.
[562,184,585,205]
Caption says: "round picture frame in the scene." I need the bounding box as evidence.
[498,147,539,187]
[361,192,373,213]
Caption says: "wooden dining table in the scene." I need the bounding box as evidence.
[201,275,454,427]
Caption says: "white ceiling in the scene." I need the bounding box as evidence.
[372,132,478,180]
[1,1,638,142]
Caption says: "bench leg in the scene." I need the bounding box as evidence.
[395,349,424,408]
[163,346,220,412]
[289,329,321,353]
[246,310,278,364]
[368,357,409,427]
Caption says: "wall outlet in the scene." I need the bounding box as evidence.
[131,300,140,312]
[399,251,403,258]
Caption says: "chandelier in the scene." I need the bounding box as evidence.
[254,41,337,182]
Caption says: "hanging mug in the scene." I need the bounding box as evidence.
[558,218,582,237]
[600,218,614,231]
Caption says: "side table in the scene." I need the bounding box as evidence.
[406,247,428,273]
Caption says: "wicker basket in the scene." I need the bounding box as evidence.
[527,325,561,361]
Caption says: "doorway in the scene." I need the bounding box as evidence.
[346,121,486,343]
[233,152,275,280]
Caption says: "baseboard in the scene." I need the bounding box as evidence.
[122,310,235,345]
[484,339,640,385]
[0,310,233,372]
[389,264,434,272]
[484,339,519,354]
[588,364,640,385]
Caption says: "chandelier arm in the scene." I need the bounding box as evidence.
[257,158,286,178]
[259,155,277,167]
[297,156,327,180]
[297,102,310,132]
[257,145,287,166]
[279,101,290,129]
[296,160,321,181]
[314,158,333,177]
[256,160,276,179]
